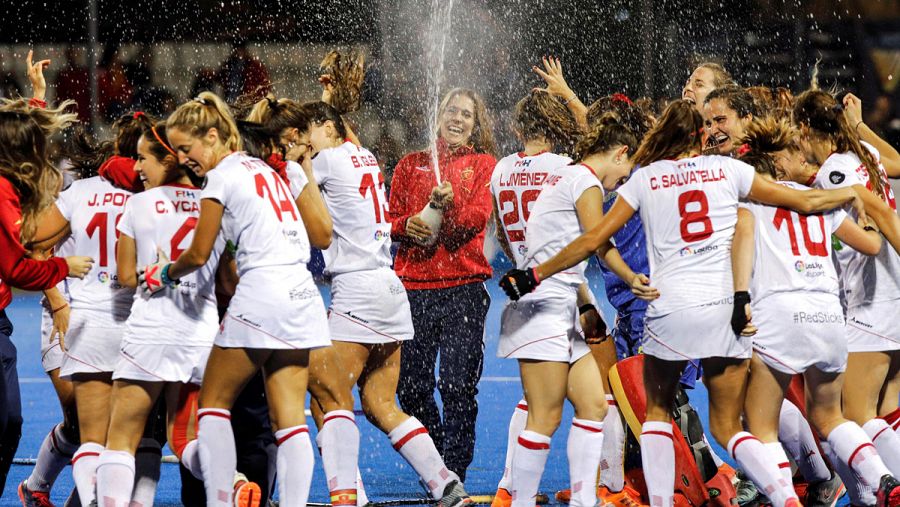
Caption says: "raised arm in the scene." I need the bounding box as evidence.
[843,93,900,178]
[533,57,587,132]
[747,173,860,215]
[296,157,333,249]
[834,216,883,256]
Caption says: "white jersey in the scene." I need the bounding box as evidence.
[490,151,573,268]
[201,152,310,276]
[523,164,602,287]
[616,155,755,317]
[742,181,846,301]
[312,142,392,275]
[117,184,222,346]
[55,176,134,320]
[812,143,900,307]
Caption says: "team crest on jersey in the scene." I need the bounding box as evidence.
[461,167,474,180]
[829,171,845,185]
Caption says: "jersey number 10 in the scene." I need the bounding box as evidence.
[773,208,828,257]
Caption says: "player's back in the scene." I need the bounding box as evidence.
[616,154,755,316]
[57,175,134,319]
[490,151,572,268]
[119,183,221,344]
[313,142,392,275]
[203,152,310,276]
[743,181,842,301]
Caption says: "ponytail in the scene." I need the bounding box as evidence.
[632,100,703,167]
[793,90,885,199]
[167,91,242,151]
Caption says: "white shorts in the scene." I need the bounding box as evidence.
[40,306,64,372]
[845,300,900,353]
[59,310,126,378]
[217,266,331,350]
[497,281,590,363]
[328,268,414,344]
[643,297,752,361]
[113,341,210,384]
[752,292,847,375]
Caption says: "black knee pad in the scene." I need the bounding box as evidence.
[672,386,718,481]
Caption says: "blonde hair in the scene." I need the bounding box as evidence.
[0,99,78,241]
[167,91,242,151]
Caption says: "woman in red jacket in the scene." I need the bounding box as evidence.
[388,87,496,482]
[0,97,93,497]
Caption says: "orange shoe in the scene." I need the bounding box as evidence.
[555,488,572,504]
[491,488,512,507]
[599,485,648,507]
[233,472,261,507]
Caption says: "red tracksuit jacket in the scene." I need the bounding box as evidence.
[0,175,68,310]
[388,139,496,290]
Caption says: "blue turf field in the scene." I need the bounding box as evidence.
[1,272,733,506]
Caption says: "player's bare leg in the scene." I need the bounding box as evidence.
[198,347,272,507]
[704,357,798,507]
[307,345,360,507]
[70,374,113,505]
[261,349,313,507]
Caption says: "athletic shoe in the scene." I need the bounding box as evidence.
[556,486,646,507]
[438,480,473,507]
[233,472,261,507]
[491,487,512,507]
[735,471,760,506]
[877,475,900,507]
[17,481,54,507]
[806,472,846,507]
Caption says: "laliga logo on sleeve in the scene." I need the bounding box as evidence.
[679,246,693,257]
[794,260,806,273]
[829,171,845,185]
[97,271,110,283]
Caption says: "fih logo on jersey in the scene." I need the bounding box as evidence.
[679,244,718,257]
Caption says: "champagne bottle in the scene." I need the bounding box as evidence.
[417,201,443,246]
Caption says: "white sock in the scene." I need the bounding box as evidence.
[821,439,875,506]
[316,410,360,506]
[641,422,674,507]
[863,418,900,476]
[27,423,79,492]
[778,400,830,483]
[198,408,236,506]
[828,421,891,488]
[275,425,314,507]
[764,442,794,489]
[728,432,797,507]
[498,400,528,492]
[388,417,458,499]
[95,450,135,507]
[132,438,161,507]
[568,418,604,507]
[510,430,551,507]
[599,396,625,492]
[181,439,203,480]
[72,442,104,507]
[356,468,369,507]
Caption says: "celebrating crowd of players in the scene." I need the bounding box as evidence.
[0,47,898,507]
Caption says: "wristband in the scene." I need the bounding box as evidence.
[579,304,597,315]
[28,97,47,109]
[855,120,864,132]
[564,94,578,105]
[51,303,68,314]
[530,267,541,284]
[161,263,178,286]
